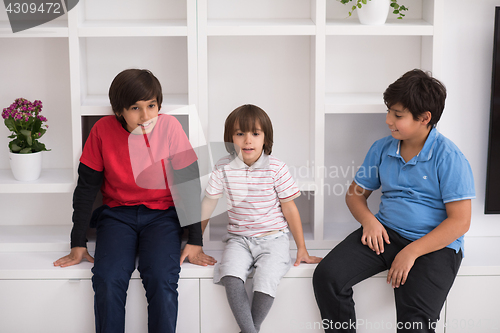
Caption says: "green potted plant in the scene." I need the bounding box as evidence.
[2,97,50,181]
[340,0,408,25]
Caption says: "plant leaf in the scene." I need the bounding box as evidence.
[20,147,32,154]
[4,118,15,132]
[20,129,31,138]
[10,143,22,152]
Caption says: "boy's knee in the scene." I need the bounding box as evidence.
[141,265,180,288]
[92,268,132,296]
[313,260,334,286]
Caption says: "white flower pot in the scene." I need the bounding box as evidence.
[9,151,42,181]
[357,0,391,25]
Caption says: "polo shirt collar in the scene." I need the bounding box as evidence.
[388,127,438,163]
[228,152,269,170]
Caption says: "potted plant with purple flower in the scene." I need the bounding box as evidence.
[2,98,50,181]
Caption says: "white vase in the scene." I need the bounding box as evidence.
[9,151,43,181]
[357,0,391,25]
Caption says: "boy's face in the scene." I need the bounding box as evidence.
[386,103,431,144]
[121,99,160,134]
[232,121,265,166]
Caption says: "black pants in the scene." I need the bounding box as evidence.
[312,227,462,333]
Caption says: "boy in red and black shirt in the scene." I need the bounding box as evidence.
[54,69,215,333]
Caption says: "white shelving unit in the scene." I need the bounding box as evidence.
[0,0,445,251]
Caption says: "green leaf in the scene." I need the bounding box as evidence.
[10,143,22,153]
[27,135,33,146]
[393,3,399,9]
[352,5,356,10]
[4,118,15,132]
[20,129,31,138]
[32,141,48,152]
[362,0,367,4]
[20,147,32,154]
[394,10,399,14]
[32,118,42,133]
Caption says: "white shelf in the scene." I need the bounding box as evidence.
[326,19,433,36]
[325,93,387,114]
[206,19,316,36]
[0,248,326,280]
[81,94,189,116]
[0,20,68,37]
[2,237,499,280]
[0,169,74,193]
[78,20,188,37]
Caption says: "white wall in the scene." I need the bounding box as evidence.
[439,0,500,237]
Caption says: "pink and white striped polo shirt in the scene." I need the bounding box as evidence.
[205,153,301,237]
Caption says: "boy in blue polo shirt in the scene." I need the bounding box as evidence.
[313,69,475,333]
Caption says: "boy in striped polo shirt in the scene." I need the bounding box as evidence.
[202,104,322,333]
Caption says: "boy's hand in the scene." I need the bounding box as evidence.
[180,244,217,266]
[53,247,94,268]
[361,219,390,255]
[294,248,322,266]
[387,247,417,288]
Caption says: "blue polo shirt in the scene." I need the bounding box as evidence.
[354,127,475,253]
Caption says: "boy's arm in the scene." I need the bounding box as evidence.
[346,181,390,255]
[180,196,220,266]
[201,196,219,234]
[387,199,471,288]
[54,163,101,267]
[280,200,322,266]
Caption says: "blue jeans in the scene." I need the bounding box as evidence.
[91,205,182,333]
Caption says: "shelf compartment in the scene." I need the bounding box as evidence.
[0,37,73,171]
[77,0,187,35]
[325,0,435,36]
[0,169,74,193]
[325,35,424,97]
[207,35,313,170]
[79,36,189,110]
[204,0,316,36]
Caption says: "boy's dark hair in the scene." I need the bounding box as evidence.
[108,69,163,127]
[383,69,446,127]
[224,104,274,155]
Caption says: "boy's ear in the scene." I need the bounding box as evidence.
[421,111,432,126]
